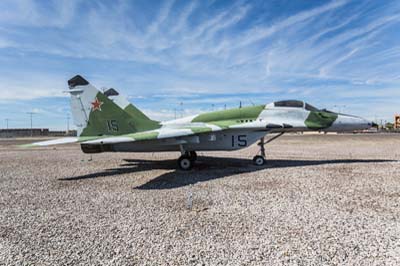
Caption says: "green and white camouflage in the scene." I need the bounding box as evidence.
[25,75,373,170]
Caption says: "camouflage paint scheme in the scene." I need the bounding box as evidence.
[305,110,338,130]
[24,75,372,153]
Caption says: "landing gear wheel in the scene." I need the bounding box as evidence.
[178,156,193,170]
[253,155,266,166]
[188,151,197,161]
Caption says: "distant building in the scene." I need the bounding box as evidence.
[0,128,77,138]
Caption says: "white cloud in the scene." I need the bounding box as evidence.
[0,0,399,123]
[0,74,66,100]
[147,0,175,35]
[231,0,348,49]
[170,1,198,34]
[0,0,79,28]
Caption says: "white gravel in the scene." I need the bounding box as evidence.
[0,134,399,265]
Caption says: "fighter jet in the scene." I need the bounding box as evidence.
[24,75,374,170]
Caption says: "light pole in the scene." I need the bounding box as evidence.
[27,112,35,137]
[67,114,70,134]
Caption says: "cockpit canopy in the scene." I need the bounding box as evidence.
[273,100,320,111]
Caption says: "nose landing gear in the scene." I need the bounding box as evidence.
[253,137,266,166]
[253,155,266,166]
[253,133,284,166]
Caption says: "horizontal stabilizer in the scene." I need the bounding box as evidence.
[19,137,79,148]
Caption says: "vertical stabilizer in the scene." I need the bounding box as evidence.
[68,75,160,137]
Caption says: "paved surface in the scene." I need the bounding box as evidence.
[0,134,399,265]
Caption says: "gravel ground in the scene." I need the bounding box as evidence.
[0,134,399,265]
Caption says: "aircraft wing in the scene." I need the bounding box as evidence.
[19,124,224,148]
[81,124,223,145]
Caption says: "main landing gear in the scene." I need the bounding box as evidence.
[178,151,197,170]
[253,137,266,166]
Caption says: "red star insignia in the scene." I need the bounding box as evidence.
[91,97,103,111]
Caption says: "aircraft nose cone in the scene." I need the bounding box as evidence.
[334,114,372,131]
[358,117,373,129]
[362,119,377,129]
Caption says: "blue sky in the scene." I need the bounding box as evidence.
[0,0,399,130]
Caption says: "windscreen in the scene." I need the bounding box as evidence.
[305,103,319,111]
[274,100,304,108]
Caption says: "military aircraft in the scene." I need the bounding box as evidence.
[24,75,374,170]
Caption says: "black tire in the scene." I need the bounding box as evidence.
[253,155,265,166]
[178,156,193,170]
[188,151,197,161]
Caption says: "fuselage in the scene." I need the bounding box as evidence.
[107,100,372,153]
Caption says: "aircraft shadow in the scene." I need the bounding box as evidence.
[59,157,395,190]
